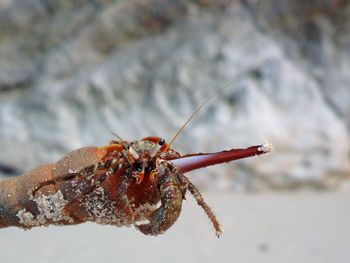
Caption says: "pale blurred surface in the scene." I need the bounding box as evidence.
[0,191,349,263]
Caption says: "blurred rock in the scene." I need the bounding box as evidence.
[243,0,350,128]
[0,0,349,190]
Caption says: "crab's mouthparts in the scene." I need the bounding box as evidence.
[170,143,273,173]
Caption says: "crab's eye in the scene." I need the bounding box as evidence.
[158,138,165,146]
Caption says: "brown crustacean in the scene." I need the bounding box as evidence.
[0,83,272,237]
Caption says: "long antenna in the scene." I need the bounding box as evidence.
[167,78,236,148]
[111,131,125,142]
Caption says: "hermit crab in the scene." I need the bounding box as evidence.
[0,83,272,237]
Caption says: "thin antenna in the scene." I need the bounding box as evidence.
[111,131,125,142]
[167,78,236,148]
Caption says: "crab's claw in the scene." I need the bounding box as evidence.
[170,143,273,173]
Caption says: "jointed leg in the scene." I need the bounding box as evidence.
[61,159,119,212]
[31,161,106,198]
[135,162,183,236]
[114,173,134,220]
[186,178,223,237]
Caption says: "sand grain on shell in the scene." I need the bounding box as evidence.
[16,191,73,227]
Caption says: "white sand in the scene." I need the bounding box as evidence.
[0,191,349,263]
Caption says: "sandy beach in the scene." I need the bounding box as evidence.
[0,191,349,263]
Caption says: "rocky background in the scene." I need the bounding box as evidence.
[0,0,349,191]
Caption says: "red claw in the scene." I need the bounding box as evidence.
[170,143,273,173]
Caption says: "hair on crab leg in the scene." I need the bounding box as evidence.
[170,143,273,173]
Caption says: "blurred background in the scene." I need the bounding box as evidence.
[0,0,349,262]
